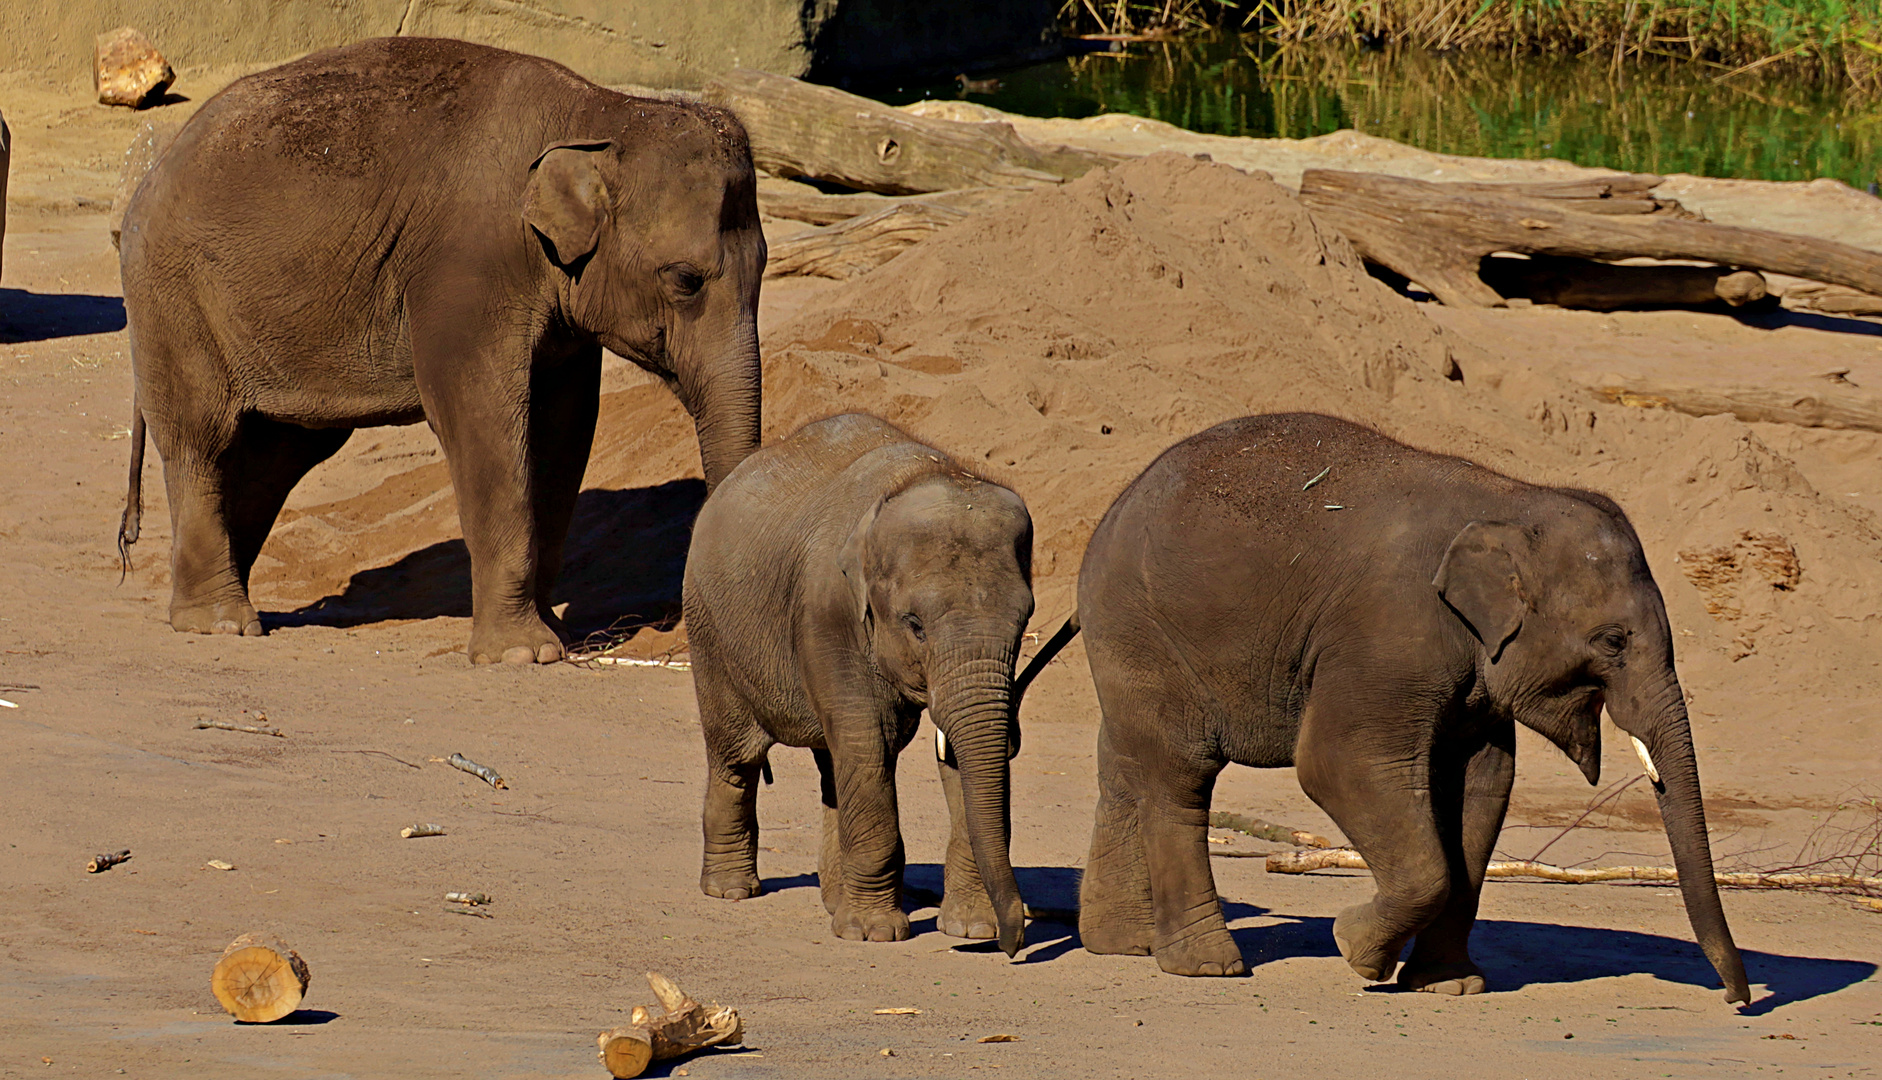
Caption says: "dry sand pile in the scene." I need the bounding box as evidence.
[253,153,1880,727]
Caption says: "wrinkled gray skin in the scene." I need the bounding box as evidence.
[684,414,1035,956]
[1064,413,1749,1003]
[116,38,764,663]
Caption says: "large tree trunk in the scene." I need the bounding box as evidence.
[929,632,1026,957]
[1299,169,1882,309]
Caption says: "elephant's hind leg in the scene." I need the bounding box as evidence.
[697,675,769,901]
[1399,722,1515,996]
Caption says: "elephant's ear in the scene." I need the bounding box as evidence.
[1433,520,1531,662]
[522,142,613,268]
[838,497,887,629]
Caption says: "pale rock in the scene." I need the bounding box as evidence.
[94,27,174,108]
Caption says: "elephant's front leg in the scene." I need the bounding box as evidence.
[698,677,769,901]
[937,747,998,940]
[414,330,566,665]
[825,726,910,943]
[1297,696,1453,985]
[1399,722,1515,995]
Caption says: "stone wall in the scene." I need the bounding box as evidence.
[0,0,1058,89]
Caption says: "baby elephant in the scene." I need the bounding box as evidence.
[1027,413,1748,1003]
[683,414,1035,956]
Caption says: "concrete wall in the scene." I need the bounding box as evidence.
[0,1,1058,89]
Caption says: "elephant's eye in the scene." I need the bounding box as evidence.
[662,263,705,299]
[901,613,926,642]
[1592,627,1629,655]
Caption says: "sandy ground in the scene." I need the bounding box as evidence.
[4,70,1882,1080]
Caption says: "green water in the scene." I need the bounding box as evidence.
[877,38,1881,188]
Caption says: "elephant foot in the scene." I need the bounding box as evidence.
[1079,913,1154,956]
[1397,958,1486,996]
[1153,928,1246,977]
[833,904,910,943]
[938,891,999,940]
[700,867,762,901]
[470,615,565,665]
[172,598,263,638]
[1333,902,1406,983]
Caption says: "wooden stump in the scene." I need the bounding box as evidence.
[211,933,311,1023]
[596,972,742,1078]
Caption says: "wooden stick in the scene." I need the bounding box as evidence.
[444,892,491,906]
[86,849,131,873]
[211,933,311,1023]
[1266,847,1882,890]
[1586,376,1882,434]
[447,753,506,790]
[597,972,743,1078]
[195,718,284,737]
[1209,811,1333,849]
[400,823,446,839]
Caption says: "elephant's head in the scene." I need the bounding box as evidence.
[1432,494,1751,1004]
[521,101,764,489]
[844,471,1035,956]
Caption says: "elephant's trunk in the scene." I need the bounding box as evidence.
[1614,675,1751,1005]
[930,632,1026,958]
[676,319,761,491]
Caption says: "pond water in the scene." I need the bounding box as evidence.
[876,37,1881,188]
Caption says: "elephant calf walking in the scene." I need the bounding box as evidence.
[683,414,1035,956]
[1033,412,1748,1003]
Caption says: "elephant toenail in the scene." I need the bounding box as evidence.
[501,645,535,665]
[1199,962,1222,976]
[243,622,263,637]
[537,642,562,663]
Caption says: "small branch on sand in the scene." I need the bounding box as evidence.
[444,892,491,906]
[86,849,131,873]
[447,753,506,789]
[444,905,492,919]
[1265,847,1882,892]
[400,823,446,839]
[1209,811,1333,849]
[597,973,744,1078]
[195,718,284,737]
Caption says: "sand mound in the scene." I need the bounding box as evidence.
[250,152,1880,715]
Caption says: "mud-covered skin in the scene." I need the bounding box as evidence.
[117,37,764,662]
[684,414,1034,956]
[1076,413,1749,1003]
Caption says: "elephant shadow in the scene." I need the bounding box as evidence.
[0,290,128,343]
[901,864,1086,964]
[269,478,706,636]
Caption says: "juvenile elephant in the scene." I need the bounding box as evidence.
[684,414,1034,956]
[116,38,764,663]
[1025,413,1748,1003]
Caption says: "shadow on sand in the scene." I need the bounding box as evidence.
[0,289,127,343]
[266,479,706,637]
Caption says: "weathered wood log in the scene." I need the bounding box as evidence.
[1585,375,1882,433]
[1299,169,1882,308]
[597,972,742,1078]
[1447,173,1696,217]
[1480,256,1769,311]
[1267,848,1882,890]
[757,176,1025,226]
[1782,282,1882,316]
[704,68,1122,195]
[211,933,311,1023]
[766,201,970,280]
[1208,811,1333,848]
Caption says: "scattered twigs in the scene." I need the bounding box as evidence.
[444,892,491,906]
[447,753,507,790]
[400,823,446,839]
[1525,774,1644,864]
[597,972,744,1079]
[1267,846,1882,891]
[86,849,131,873]
[195,718,284,737]
[444,905,492,919]
[1209,810,1333,848]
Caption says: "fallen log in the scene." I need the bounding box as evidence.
[1299,169,1882,309]
[1266,848,1882,891]
[1446,173,1693,217]
[597,972,743,1079]
[1782,282,1882,317]
[1585,374,1882,434]
[1481,256,1768,311]
[766,201,970,280]
[757,176,1025,226]
[211,933,312,1023]
[1208,811,1334,849]
[704,68,1122,195]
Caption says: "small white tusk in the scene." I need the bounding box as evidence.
[1630,735,1660,783]
[935,728,948,763]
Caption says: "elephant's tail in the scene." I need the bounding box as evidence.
[1013,612,1080,709]
[117,408,146,584]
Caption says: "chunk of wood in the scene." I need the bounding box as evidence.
[1781,282,1882,316]
[1266,848,1882,890]
[195,718,285,737]
[597,972,742,1078]
[211,933,311,1023]
[86,849,131,873]
[1299,169,1882,309]
[767,202,970,280]
[400,823,446,838]
[94,28,174,108]
[757,176,1025,226]
[447,753,506,789]
[1586,376,1882,433]
[704,69,1121,195]
[1480,256,1769,311]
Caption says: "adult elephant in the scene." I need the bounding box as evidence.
[116,38,765,664]
[1022,413,1749,1004]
